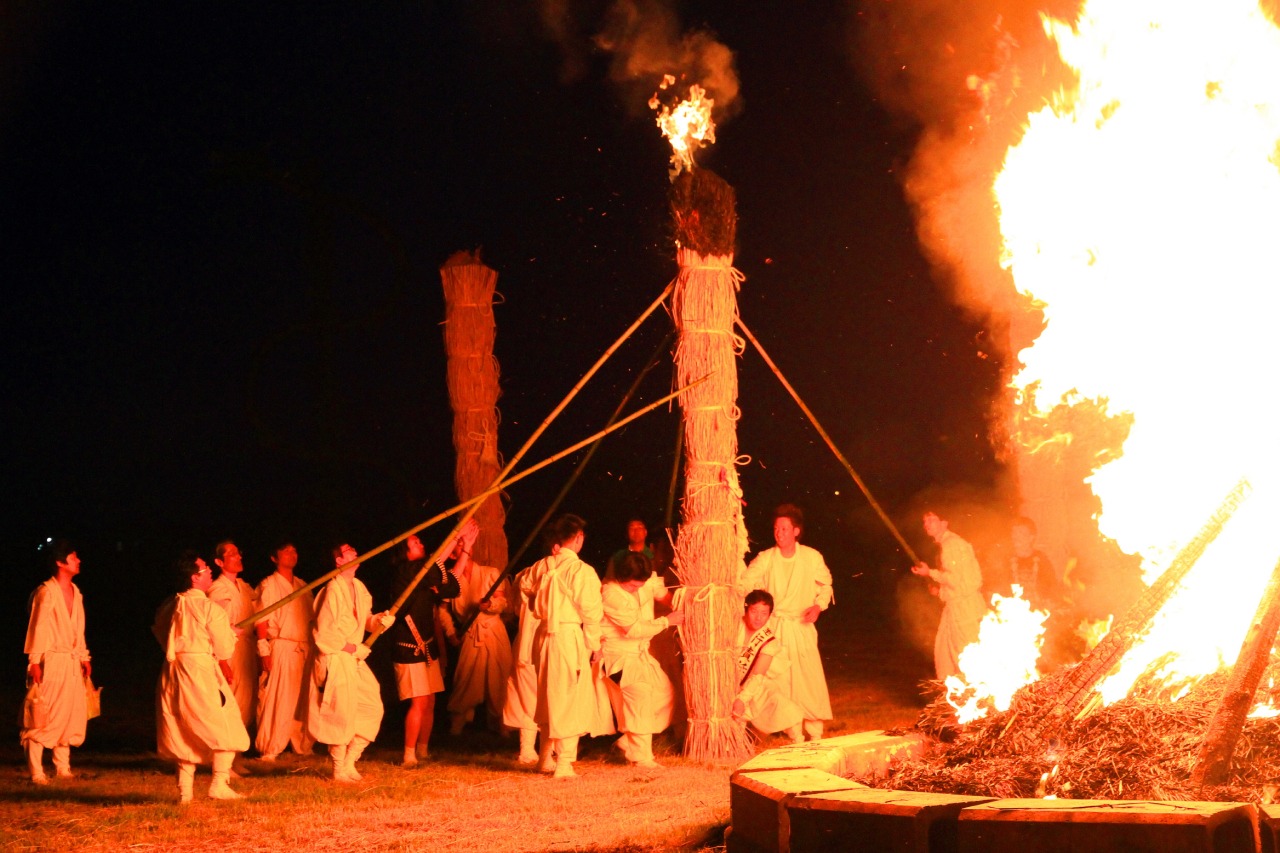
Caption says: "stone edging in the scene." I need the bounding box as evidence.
[725,729,1276,853]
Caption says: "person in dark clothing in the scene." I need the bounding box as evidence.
[1009,516,1062,612]
[388,519,475,766]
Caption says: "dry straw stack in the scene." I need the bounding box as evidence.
[670,170,752,761]
[441,250,509,570]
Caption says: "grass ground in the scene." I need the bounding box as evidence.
[0,611,930,852]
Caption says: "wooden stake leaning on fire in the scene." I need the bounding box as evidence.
[1027,478,1252,732]
[669,167,752,761]
[238,286,679,635]
[736,316,921,566]
[441,250,509,570]
[1191,554,1280,790]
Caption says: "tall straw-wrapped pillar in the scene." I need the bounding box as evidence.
[440,250,509,569]
[670,169,752,761]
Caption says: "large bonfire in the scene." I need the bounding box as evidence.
[879,0,1280,803]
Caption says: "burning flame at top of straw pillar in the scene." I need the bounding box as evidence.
[990,0,1280,706]
[650,74,716,178]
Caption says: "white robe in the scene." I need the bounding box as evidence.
[927,530,987,680]
[307,575,383,745]
[254,572,315,756]
[501,569,541,731]
[738,544,833,721]
[600,574,674,736]
[735,621,803,735]
[444,564,513,719]
[530,551,614,740]
[207,573,259,729]
[156,590,251,764]
[22,578,90,749]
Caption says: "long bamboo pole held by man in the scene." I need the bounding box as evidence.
[458,329,677,639]
[235,372,701,635]
[238,281,673,634]
[361,281,680,645]
[736,315,920,566]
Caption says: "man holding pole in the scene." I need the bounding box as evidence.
[912,511,987,680]
[308,542,394,781]
[254,539,315,760]
[388,521,472,766]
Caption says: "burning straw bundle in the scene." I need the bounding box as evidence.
[670,169,752,761]
[876,661,1280,804]
[441,250,509,569]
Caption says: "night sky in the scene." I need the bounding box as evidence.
[4,2,1009,673]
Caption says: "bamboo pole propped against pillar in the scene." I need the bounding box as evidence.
[441,250,509,570]
[670,168,752,761]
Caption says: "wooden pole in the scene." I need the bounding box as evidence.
[1191,554,1280,789]
[664,421,683,533]
[736,315,920,565]
[235,369,700,634]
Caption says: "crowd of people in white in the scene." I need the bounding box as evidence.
[22,503,841,801]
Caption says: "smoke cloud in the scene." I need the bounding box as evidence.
[848,0,1081,345]
[537,0,740,122]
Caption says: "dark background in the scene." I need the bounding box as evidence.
[3,2,1008,733]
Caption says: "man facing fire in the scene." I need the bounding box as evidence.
[912,511,987,681]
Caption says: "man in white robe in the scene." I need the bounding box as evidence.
[254,540,315,760]
[732,590,804,742]
[913,511,987,680]
[307,543,394,781]
[22,541,91,784]
[502,565,542,764]
[737,504,833,741]
[208,540,258,731]
[156,552,250,802]
[441,561,513,736]
[530,514,612,778]
[600,553,682,767]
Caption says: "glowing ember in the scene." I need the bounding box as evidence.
[1248,701,1280,720]
[997,0,1280,706]
[650,75,716,178]
[946,588,1047,723]
[1250,677,1280,718]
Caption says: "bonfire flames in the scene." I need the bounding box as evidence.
[650,74,716,178]
[881,0,1280,803]
[945,589,1047,725]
